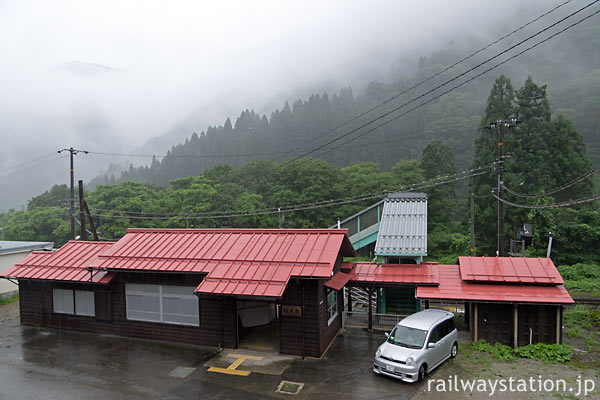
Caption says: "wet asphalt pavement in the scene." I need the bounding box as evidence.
[0,316,420,399]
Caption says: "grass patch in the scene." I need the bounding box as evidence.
[465,340,572,363]
[0,294,18,305]
[564,305,600,331]
[565,327,586,339]
[558,263,600,297]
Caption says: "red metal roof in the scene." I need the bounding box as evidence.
[349,262,439,285]
[89,228,355,297]
[324,270,353,291]
[417,265,574,304]
[196,262,293,297]
[459,256,563,284]
[1,241,115,284]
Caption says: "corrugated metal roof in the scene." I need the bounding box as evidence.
[350,262,439,285]
[374,194,427,256]
[89,228,355,298]
[92,228,354,272]
[196,262,293,297]
[459,256,563,284]
[1,241,114,284]
[324,270,353,291]
[417,265,573,304]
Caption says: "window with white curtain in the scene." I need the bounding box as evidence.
[53,289,95,316]
[53,289,74,314]
[75,290,95,316]
[125,284,199,326]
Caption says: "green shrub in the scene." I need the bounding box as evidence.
[565,327,586,339]
[466,340,572,363]
[558,263,600,297]
[0,294,18,305]
[564,305,600,330]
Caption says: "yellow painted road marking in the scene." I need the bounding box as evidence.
[207,353,263,376]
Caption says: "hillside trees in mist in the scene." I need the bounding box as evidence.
[472,75,594,257]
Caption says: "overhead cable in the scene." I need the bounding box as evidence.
[491,191,600,209]
[312,7,600,158]
[502,169,598,198]
[282,1,600,165]
[89,168,490,221]
[273,0,575,162]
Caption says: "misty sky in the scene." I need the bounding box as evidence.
[0,0,557,210]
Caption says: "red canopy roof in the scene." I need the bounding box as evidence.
[417,265,573,304]
[90,228,355,298]
[324,270,353,291]
[1,241,115,284]
[459,256,563,284]
[349,262,439,285]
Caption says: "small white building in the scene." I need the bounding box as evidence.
[0,241,53,299]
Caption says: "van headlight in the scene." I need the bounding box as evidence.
[405,357,415,366]
[376,348,382,358]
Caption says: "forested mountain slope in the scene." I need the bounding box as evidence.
[91,19,600,187]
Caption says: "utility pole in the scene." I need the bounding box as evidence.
[488,119,518,256]
[58,148,88,240]
[78,180,87,241]
[496,120,505,257]
[470,175,475,256]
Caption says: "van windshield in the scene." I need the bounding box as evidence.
[387,325,428,349]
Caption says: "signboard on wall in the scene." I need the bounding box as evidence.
[281,305,302,317]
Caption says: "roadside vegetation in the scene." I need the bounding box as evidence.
[558,264,600,298]
[464,341,572,363]
[0,294,18,306]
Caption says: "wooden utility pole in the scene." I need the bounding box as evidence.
[58,148,88,239]
[487,119,518,256]
[78,180,87,241]
[470,175,475,256]
[496,120,505,256]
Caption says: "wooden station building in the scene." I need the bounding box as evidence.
[1,228,355,358]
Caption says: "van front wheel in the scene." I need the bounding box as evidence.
[417,364,426,382]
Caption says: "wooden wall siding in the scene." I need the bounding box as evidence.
[318,280,342,355]
[18,280,44,326]
[477,303,513,346]
[279,279,321,357]
[17,272,237,349]
[517,305,557,346]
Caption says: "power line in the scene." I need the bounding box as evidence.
[0,156,68,181]
[273,0,575,162]
[491,191,600,209]
[0,152,58,174]
[88,167,491,221]
[86,150,286,159]
[91,164,492,217]
[312,6,600,159]
[281,1,600,165]
[503,169,598,198]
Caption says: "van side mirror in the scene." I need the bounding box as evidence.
[384,332,389,338]
[427,342,436,349]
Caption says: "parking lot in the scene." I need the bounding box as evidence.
[0,308,422,400]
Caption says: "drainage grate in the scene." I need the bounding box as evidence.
[276,381,304,395]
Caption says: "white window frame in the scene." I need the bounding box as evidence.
[326,288,338,326]
[125,284,199,327]
[53,289,95,317]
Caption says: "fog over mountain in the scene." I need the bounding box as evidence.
[0,0,583,210]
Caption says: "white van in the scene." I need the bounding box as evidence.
[373,309,458,382]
